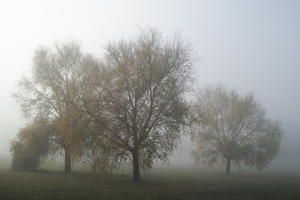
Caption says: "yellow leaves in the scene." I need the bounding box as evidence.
[18,119,45,145]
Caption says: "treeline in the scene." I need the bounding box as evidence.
[10,29,282,182]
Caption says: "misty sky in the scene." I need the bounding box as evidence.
[0,0,299,170]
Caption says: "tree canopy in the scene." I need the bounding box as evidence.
[192,86,282,175]
[79,29,193,181]
[14,42,92,173]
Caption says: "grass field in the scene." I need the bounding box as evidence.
[0,167,299,200]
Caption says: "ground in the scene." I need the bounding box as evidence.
[0,167,299,200]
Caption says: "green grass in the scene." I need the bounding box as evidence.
[0,168,299,200]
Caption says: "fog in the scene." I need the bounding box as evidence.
[0,0,299,172]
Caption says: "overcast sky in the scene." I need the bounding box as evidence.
[0,0,299,169]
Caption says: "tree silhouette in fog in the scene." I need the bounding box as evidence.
[192,85,282,175]
[79,29,193,181]
[14,42,91,173]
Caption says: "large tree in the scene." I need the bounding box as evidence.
[80,29,193,181]
[14,42,90,173]
[192,86,282,175]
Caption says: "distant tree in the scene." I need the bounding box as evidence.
[80,29,193,181]
[10,119,51,171]
[192,86,282,175]
[14,42,91,173]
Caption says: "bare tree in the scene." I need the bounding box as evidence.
[80,29,193,181]
[14,42,91,173]
[192,85,282,175]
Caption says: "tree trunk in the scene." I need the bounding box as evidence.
[64,149,71,173]
[225,158,231,175]
[132,149,140,182]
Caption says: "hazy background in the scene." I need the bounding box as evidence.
[0,0,299,172]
